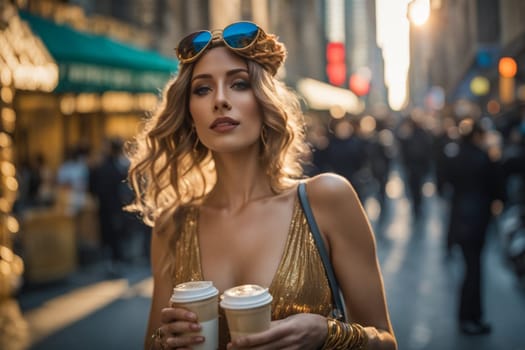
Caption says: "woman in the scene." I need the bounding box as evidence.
[127,21,396,350]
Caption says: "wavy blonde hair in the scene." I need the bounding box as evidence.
[126,50,307,232]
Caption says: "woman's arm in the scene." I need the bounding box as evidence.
[227,174,397,350]
[307,173,397,350]
[145,223,206,350]
[145,226,173,350]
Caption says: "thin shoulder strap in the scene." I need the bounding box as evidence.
[297,182,346,320]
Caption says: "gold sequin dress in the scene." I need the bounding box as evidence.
[172,194,334,349]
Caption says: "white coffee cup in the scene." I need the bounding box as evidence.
[220,284,273,341]
[170,281,219,350]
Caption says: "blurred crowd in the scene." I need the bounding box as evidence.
[304,105,525,333]
[305,106,525,280]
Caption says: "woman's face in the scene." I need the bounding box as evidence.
[189,46,263,154]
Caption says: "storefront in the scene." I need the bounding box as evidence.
[1,1,57,292]
[1,7,178,292]
[15,10,178,170]
[1,3,59,348]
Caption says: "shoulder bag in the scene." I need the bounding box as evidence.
[297,182,347,321]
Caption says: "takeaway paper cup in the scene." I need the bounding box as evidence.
[170,281,219,350]
[220,284,273,340]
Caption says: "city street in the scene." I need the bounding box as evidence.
[14,173,525,350]
[2,2,524,350]
[374,177,525,350]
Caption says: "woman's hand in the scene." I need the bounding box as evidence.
[155,306,204,349]
[227,313,327,350]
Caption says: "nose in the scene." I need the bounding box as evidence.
[214,100,232,111]
[213,86,232,111]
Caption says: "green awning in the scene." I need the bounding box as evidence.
[19,11,178,93]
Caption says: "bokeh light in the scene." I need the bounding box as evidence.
[407,0,430,26]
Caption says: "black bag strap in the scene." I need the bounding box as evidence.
[297,182,346,321]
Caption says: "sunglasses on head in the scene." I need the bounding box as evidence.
[175,21,263,64]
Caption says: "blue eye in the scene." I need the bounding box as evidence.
[193,85,211,95]
[232,80,250,90]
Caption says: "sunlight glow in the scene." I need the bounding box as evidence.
[23,279,130,345]
[376,0,411,111]
[22,277,153,346]
[297,78,365,114]
[407,0,431,26]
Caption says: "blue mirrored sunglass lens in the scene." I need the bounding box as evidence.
[223,22,258,48]
[178,31,212,59]
[192,31,213,52]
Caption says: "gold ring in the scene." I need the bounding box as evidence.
[155,327,163,341]
[152,327,166,350]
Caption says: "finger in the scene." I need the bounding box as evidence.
[165,320,202,335]
[230,332,273,349]
[165,334,205,349]
[157,324,198,350]
[160,307,197,323]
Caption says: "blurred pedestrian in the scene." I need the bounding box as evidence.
[432,117,460,255]
[367,123,393,219]
[56,145,90,215]
[432,116,456,198]
[32,153,54,207]
[323,118,369,201]
[397,116,432,221]
[125,21,396,350]
[304,117,330,177]
[501,120,525,205]
[14,153,54,212]
[441,118,503,335]
[90,138,132,275]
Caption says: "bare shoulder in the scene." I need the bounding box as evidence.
[302,173,367,245]
[303,173,360,208]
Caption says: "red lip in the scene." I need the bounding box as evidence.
[210,117,240,131]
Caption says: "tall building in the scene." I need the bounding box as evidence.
[347,0,387,109]
[20,0,391,118]
[409,0,525,117]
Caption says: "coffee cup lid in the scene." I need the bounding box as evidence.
[220,284,273,310]
[171,281,219,303]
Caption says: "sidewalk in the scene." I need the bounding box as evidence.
[373,189,525,350]
[16,261,151,350]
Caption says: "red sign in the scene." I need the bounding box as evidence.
[326,42,346,86]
